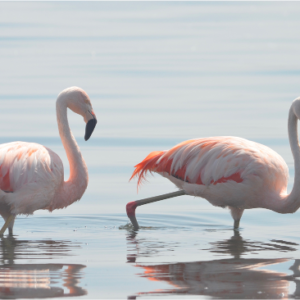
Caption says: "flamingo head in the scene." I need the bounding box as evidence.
[60,87,98,141]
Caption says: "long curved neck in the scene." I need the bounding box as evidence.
[52,96,88,210]
[276,102,300,213]
[288,105,300,181]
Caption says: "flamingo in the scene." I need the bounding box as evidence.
[0,87,97,235]
[126,97,300,230]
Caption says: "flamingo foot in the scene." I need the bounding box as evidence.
[0,215,14,235]
[126,201,139,230]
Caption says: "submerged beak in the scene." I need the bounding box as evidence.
[84,113,97,141]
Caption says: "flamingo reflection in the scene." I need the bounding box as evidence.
[127,231,300,299]
[0,236,86,298]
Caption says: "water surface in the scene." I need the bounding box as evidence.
[2,212,300,299]
[1,2,300,299]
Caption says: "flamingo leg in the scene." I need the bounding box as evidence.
[230,207,244,230]
[234,219,240,229]
[0,215,15,235]
[126,190,186,230]
[8,217,15,236]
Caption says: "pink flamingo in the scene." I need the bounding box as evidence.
[0,87,97,235]
[127,98,300,230]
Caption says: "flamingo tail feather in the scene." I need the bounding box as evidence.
[130,151,165,189]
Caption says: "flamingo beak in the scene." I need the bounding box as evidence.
[84,113,97,141]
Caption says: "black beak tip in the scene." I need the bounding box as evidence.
[84,118,97,141]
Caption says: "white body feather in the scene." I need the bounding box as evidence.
[0,142,64,214]
[132,137,289,212]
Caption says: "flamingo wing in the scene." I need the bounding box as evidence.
[0,142,64,214]
[131,137,288,194]
[0,142,63,192]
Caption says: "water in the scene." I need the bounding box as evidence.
[1,1,300,298]
[3,212,300,298]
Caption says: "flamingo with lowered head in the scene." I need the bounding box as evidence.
[0,87,97,235]
[127,97,300,230]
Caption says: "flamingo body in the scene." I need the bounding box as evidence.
[0,142,63,214]
[130,137,289,221]
[127,98,300,230]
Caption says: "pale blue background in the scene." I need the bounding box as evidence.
[1,2,300,298]
[1,2,298,215]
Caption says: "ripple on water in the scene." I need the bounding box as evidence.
[0,212,300,298]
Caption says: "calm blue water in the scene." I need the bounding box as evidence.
[1,2,300,298]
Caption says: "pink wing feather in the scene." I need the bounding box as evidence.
[131,137,288,194]
[0,141,63,193]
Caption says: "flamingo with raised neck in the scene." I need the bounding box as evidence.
[127,97,300,230]
[0,87,97,235]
